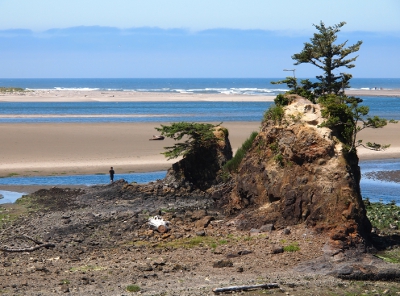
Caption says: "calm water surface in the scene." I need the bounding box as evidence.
[1,161,399,205]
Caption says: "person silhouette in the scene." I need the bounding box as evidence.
[109,167,115,183]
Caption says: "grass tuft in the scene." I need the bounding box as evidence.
[126,284,141,292]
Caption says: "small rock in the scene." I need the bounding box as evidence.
[162,233,171,239]
[236,267,244,273]
[260,224,274,232]
[191,210,207,220]
[238,250,252,256]
[196,230,206,236]
[249,228,260,236]
[272,247,284,254]
[195,216,214,229]
[282,228,291,235]
[213,260,233,268]
[138,263,153,272]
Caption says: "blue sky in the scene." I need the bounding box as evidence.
[0,0,399,78]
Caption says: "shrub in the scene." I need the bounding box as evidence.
[263,105,284,123]
[283,242,300,252]
[223,131,258,172]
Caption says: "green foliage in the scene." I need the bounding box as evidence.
[223,131,258,172]
[283,242,300,252]
[155,122,221,160]
[271,78,316,103]
[292,21,362,95]
[364,199,400,231]
[126,284,141,292]
[60,279,70,285]
[263,105,284,123]
[274,153,284,166]
[318,95,390,152]
[0,87,25,92]
[274,93,292,106]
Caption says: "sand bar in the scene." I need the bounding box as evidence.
[0,121,399,179]
[0,122,262,178]
[0,90,275,102]
[0,89,400,103]
[346,89,400,97]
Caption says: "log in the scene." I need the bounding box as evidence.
[148,216,170,233]
[212,283,279,294]
[0,243,55,253]
[0,235,56,253]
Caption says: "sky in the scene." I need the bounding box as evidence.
[0,0,399,78]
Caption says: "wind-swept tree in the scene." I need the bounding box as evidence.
[292,21,362,96]
[155,122,222,159]
[271,21,395,154]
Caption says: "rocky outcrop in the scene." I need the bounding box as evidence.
[221,96,371,249]
[164,126,232,191]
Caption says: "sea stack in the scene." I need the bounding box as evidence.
[221,96,371,249]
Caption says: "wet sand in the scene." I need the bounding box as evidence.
[0,122,262,178]
[0,121,398,178]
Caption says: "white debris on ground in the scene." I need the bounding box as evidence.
[148,215,170,233]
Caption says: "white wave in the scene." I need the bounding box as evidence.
[53,87,100,91]
[0,114,185,118]
[204,88,229,91]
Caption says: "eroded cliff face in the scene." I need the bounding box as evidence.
[224,97,371,249]
[164,126,232,191]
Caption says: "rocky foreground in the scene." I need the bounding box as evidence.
[0,181,400,296]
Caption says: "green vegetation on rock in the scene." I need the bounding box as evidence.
[270,21,395,154]
[156,122,222,160]
[223,131,258,173]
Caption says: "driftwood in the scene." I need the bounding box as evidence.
[149,135,165,141]
[213,283,279,294]
[148,216,170,233]
[0,235,55,253]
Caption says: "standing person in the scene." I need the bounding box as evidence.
[109,167,115,183]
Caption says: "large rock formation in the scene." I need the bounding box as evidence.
[164,126,232,191]
[221,96,371,249]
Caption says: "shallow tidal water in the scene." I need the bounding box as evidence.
[0,160,399,205]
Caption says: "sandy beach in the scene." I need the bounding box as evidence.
[0,122,262,178]
[0,89,399,192]
[0,90,275,102]
[0,88,399,103]
[0,121,398,178]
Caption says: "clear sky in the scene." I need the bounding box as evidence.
[0,0,399,78]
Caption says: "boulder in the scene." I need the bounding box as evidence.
[163,126,232,191]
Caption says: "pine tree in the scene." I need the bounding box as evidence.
[292,21,362,96]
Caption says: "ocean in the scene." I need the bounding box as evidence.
[0,78,399,205]
[1,78,400,94]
